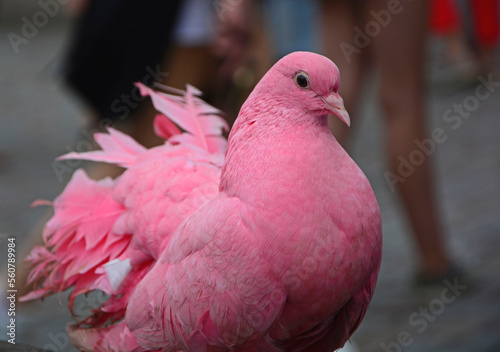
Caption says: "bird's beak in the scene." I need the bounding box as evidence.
[320,93,351,127]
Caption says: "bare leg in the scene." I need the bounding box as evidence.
[321,0,366,145]
[370,0,451,275]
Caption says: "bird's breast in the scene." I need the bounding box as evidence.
[222,126,381,314]
[225,128,382,334]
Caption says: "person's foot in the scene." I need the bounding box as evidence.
[413,264,474,307]
[429,37,480,91]
[413,264,468,288]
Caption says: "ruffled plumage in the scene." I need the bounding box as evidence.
[23,52,382,352]
[21,83,228,338]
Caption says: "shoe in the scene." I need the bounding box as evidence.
[413,264,465,288]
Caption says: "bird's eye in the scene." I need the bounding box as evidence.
[294,72,310,89]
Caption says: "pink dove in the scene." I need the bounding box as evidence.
[22,52,382,352]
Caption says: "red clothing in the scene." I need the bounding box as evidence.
[430,0,461,34]
[430,0,499,47]
[471,0,499,47]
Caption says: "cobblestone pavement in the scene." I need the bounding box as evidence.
[1,5,499,352]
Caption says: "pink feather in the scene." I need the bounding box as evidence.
[137,82,228,153]
[153,113,182,140]
[23,52,382,352]
[58,127,147,168]
[22,82,229,335]
[20,170,128,307]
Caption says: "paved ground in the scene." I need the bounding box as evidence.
[1,4,499,352]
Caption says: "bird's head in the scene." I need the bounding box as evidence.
[244,51,350,127]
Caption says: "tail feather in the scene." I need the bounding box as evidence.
[58,127,147,168]
[153,113,182,140]
[169,133,228,155]
[69,260,152,329]
[137,82,228,153]
[69,321,148,352]
[23,84,230,349]
[20,170,130,304]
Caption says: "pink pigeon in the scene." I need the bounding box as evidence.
[22,51,382,352]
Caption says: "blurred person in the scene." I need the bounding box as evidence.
[65,0,263,178]
[429,0,480,85]
[211,0,273,121]
[64,0,184,136]
[468,0,500,73]
[323,0,454,284]
[63,0,184,179]
[264,0,457,285]
[429,0,499,86]
[15,0,265,296]
[263,0,322,58]
[12,1,185,297]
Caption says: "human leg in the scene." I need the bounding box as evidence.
[371,0,452,276]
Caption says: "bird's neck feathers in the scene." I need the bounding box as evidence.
[219,86,346,203]
[228,73,330,143]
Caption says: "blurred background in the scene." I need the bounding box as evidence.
[0,0,499,351]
